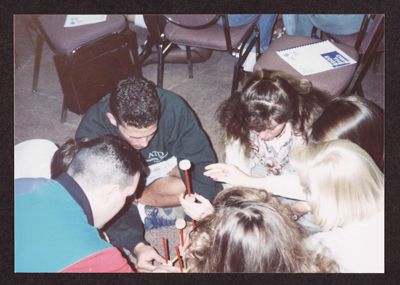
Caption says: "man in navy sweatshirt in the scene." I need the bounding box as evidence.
[75,76,222,271]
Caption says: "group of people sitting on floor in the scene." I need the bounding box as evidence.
[15,14,383,273]
[15,68,384,273]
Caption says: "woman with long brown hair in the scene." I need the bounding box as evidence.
[183,187,338,273]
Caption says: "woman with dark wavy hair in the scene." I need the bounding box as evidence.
[204,69,329,199]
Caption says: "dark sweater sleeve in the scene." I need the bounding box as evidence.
[104,203,148,252]
[167,96,223,201]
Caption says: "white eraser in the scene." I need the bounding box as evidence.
[179,159,191,170]
[175,218,186,229]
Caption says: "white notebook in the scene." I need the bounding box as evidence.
[64,15,107,28]
[277,40,357,76]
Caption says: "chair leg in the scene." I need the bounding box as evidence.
[372,51,383,74]
[139,37,154,63]
[126,30,143,79]
[231,58,241,96]
[348,52,378,95]
[53,56,74,123]
[157,44,164,87]
[355,83,365,97]
[60,98,68,123]
[255,26,261,58]
[186,46,193,79]
[32,34,44,93]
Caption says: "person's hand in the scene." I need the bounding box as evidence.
[179,223,194,256]
[179,193,214,221]
[133,243,166,272]
[152,263,182,273]
[204,163,250,186]
[290,201,311,219]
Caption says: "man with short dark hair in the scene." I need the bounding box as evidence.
[75,76,222,272]
[15,136,175,272]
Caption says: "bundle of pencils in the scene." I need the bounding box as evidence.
[161,237,186,272]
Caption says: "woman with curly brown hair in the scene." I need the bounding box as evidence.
[204,69,329,200]
[182,187,338,273]
[205,82,384,202]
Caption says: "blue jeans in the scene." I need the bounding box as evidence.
[219,14,277,53]
[143,205,186,230]
[282,14,366,37]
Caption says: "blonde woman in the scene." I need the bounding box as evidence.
[290,139,384,273]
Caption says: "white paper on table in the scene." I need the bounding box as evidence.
[277,40,357,76]
[64,15,107,27]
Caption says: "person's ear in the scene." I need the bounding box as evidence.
[106,112,118,127]
[121,172,141,197]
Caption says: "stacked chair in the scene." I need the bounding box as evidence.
[28,15,142,122]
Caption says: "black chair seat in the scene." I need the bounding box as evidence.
[254,36,359,97]
[30,14,142,122]
[164,20,257,51]
[39,15,126,55]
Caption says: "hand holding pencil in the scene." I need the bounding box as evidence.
[179,193,214,221]
[133,243,166,272]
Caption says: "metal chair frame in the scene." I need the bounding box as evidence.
[315,14,384,96]
[142,14,260,96]
[28,15,142,122]
[344,15,384,96]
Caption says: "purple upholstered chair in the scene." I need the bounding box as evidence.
[254,14,384,97]
[29,15,142,122]
[155,14,260,95]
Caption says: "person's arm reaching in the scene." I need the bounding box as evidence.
[104,204,148,252]
[204,163,306,201]
[179,193,214,221]
[104,204,177,272]
[171,98,223,201]
[133,242,170,272]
